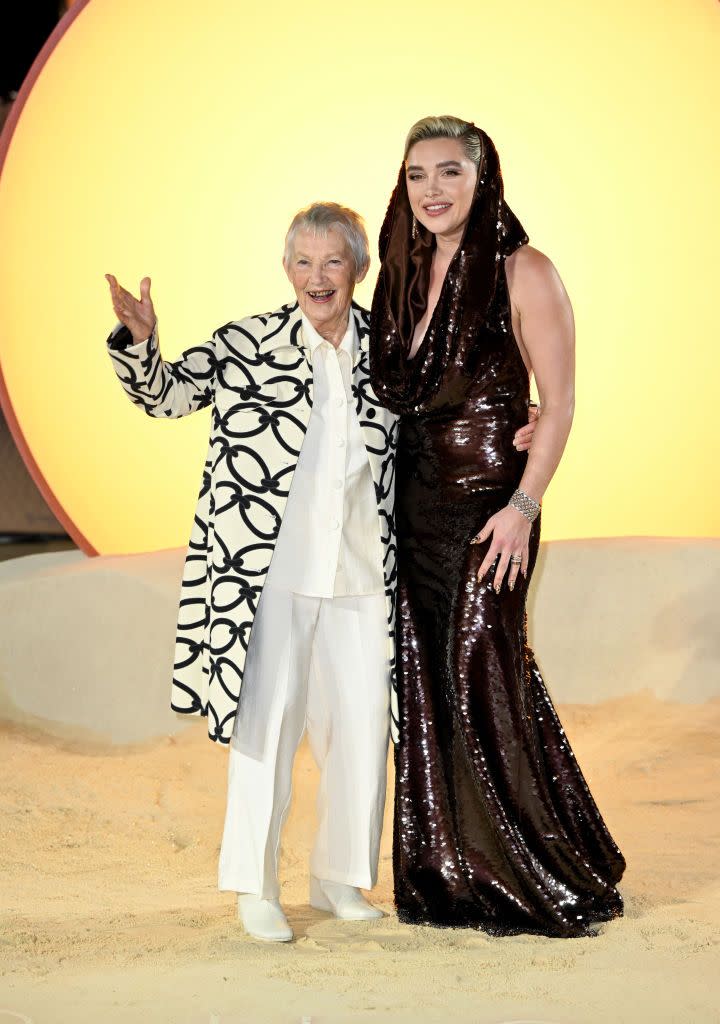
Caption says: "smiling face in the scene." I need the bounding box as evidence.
[284,227,364,341]
[405,137,479,244]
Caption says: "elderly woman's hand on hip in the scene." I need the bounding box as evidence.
[513,402,540,452]
[471,505,532,593]
[105,274,156,344]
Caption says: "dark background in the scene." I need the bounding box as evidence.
[1,1,77,556]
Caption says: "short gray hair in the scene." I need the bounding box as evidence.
[283,202,370,277]
[404,115,483,167]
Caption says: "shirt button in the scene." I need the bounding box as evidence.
[337,437,345,447]
[333,479,343,490]
[330,518,340,530]
[336,396,345,408]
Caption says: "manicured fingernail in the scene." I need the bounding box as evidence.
[509,581,514,591]
[494,584,500,593]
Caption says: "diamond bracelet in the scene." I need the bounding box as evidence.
[509,488,541,523]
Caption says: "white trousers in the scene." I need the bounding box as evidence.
[217,586,390,899]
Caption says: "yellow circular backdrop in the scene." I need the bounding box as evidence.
[0,0,718,554]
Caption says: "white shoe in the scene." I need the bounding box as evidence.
[237,894,293,942]
[309,877,383,920]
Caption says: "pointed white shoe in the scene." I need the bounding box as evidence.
[310,877,383,920]
[237,894,293,942]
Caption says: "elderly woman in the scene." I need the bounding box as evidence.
[105,200,537,943]
[106,203,398,941]
[369,116,626,938]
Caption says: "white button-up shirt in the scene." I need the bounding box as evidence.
[264,313,385,598]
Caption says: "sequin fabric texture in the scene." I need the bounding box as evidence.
[369,129,626,938]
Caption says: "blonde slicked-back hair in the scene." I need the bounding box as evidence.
[403,115,484,167]
[283,201,370,277]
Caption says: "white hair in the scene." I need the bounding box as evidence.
[283,202,370,277]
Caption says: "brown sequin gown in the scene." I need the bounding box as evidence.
[369,130,625,938]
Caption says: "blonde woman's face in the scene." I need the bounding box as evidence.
[405,137,478,241]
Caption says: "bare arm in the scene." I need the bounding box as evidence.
[473,247,575,591]
[513,247,575,502]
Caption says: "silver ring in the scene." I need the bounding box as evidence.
[509,555,522,565]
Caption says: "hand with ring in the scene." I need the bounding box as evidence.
[471,505,531,593]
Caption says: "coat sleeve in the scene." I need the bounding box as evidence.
[106,322,217,418]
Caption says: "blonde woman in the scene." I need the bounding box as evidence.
[370,116,625,938]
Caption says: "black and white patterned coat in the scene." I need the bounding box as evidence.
[107,301,399,745]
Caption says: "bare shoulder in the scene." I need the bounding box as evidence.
[506,243,554,277]
[506,244,569,307]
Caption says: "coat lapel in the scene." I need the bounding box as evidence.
[256,302,314,406]
[257,302,306,356]
[352,301,371,370]
[351,304,390,493]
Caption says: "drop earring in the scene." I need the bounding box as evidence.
[411,215,417,240]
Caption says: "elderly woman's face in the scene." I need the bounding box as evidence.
[405,137,478,241]
[285,228,363,334]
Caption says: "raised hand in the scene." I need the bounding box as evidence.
[105,274,156,345]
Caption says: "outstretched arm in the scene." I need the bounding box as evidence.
[105,274,217,418]
[473,247,575,590]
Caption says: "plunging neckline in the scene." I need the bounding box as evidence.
[407,326,427,363]
[404,250,456,365]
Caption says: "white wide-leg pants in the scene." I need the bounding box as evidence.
[217,586,390,899]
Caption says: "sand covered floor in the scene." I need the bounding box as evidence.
[1,692,719,1024]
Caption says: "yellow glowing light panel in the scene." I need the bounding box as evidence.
[0,0,717,555]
